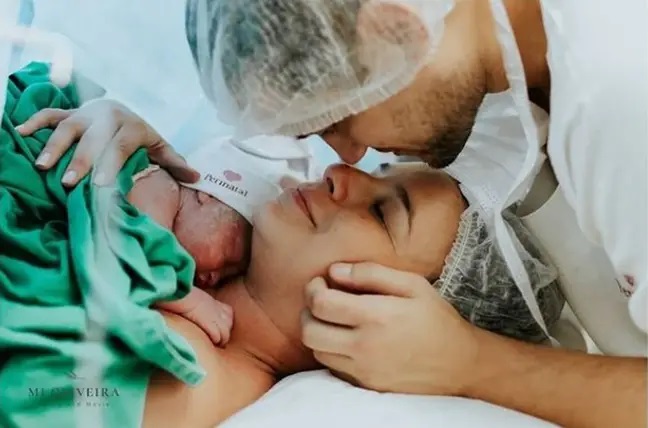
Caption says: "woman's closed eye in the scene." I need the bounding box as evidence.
[370,199,386,227]
[368,185,412,242]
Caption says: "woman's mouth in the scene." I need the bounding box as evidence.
[292,188,315,225]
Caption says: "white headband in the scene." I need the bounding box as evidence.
[179,135,320,223]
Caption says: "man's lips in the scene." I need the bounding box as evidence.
[292,188,315,225]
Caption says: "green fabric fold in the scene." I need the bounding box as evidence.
[0,63,204,428]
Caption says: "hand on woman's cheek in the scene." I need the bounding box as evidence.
[301,263,477,396]
[248,188,393,343]
[293,167,472,395]
[248,165,465,353]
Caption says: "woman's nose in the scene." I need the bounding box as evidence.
[323,164,348,202]
[323,164,376,204]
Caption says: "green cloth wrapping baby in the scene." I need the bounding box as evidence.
[0,63,205,427]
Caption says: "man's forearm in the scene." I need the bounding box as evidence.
[465,329,647,428]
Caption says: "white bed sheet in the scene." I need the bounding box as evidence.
[221,370,557,428]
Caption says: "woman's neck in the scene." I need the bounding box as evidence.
[208,278,314,376]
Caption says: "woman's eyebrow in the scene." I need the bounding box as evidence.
[395,183,412,230]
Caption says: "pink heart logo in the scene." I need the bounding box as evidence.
[223,170,242,182]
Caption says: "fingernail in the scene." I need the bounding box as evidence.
[93,172,107,186]
[330,263,351,279]
[62,170,77,185]
[35,152,51,167]
[15,124,24,133]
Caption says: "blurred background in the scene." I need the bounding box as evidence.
[8,0,395,171]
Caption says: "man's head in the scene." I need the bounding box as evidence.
[185,0,507,167]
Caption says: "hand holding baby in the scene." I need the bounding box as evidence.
[19,103,316,348]
[19,102,252,346]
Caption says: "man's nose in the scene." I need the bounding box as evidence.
[321,134,368,165]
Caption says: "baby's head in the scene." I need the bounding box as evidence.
[127,165,252,288]
[127,134,316,288]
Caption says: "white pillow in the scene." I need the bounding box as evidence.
[221,370,557,428]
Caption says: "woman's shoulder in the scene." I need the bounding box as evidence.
[142,311,274,427]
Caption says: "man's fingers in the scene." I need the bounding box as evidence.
[35,118,86,170]
[305,276,369,327]
[149,144,200,184]
[16,108,74,136]
[328,368,362,388]
[301,309,356,356]
[329,262,423,298]
[313,352,356,379]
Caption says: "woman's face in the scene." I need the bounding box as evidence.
[246,163,467,344]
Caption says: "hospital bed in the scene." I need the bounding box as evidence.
[1,2,603,426]
[221,370,558,428]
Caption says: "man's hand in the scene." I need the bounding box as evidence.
[301,262,478,395]
[302,262,648,428]
[16,99,199,186]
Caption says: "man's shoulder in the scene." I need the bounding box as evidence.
[543,0,648,89]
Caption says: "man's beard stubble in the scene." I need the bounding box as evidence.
[419,72,485,169]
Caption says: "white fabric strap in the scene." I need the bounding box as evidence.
[489,0,556,345]
[180,136,318,223]
[181,142,281,223]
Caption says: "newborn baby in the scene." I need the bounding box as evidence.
[127,135,320,345]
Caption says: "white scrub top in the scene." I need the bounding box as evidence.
[539,0,648,352]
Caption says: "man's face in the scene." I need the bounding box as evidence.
[308,1,488,168]
[317,63,485,168]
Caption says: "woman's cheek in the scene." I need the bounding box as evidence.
[313,221,385,264]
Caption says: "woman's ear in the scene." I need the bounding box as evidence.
[355,1,430,67]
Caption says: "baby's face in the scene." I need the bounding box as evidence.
[175,187,251,287]
[127,168,251,288]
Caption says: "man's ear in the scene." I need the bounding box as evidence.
[355,1,430,67]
